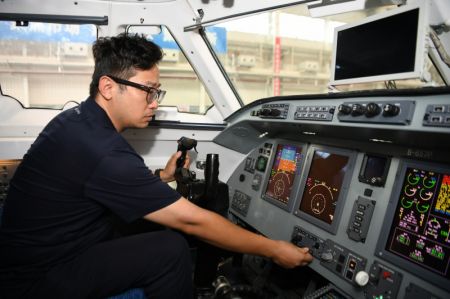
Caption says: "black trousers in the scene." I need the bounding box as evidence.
[23,230,193,299]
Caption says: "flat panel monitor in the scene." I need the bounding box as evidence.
[330,3,428,85]
[294,147,355,234]
[262,143,304,211]
[376,161,450,292]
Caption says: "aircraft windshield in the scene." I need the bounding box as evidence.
[205,4,445,106]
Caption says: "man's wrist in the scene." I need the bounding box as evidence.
[154,168,174,182]
[154,168,163,178]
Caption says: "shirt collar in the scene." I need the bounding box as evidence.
[83,96,116,130]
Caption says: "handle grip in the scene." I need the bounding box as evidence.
[176,137,198,168]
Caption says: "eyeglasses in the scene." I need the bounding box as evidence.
[107,75,166,104]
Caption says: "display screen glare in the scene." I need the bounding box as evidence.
[364,155,387,179]
[298,150,350,224]
[264,144,302,205]
[386,167,450,278]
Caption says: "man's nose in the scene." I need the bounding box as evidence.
[149,99,158,109]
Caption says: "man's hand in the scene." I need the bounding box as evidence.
[158,151,191,182]
[269,241,313,268]
[146,197,313,270]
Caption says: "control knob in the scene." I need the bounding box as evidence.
[365,102,381,117]
[320,251,333,262]
[355,271,369,287]
[338,104,352,115]
[382,104,400,117]
[269,108,281,117]
[351,104,365,116]
[370,176,383,186]
[239,174,245,182]
[260,108,271,116]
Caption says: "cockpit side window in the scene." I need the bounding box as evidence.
[0,21,96,108]
[0,22,214,115]
[127,25,214,115]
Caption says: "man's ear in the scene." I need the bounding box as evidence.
[98,76,114,100]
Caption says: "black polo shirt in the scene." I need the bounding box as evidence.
[0,97,181,286]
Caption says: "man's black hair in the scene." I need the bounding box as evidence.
[89,33,163,97]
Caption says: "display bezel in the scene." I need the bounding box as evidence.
[261,141,307,212]
[293,145,356,234]
[358,153,391,187]
[329,3,428,86]
[375,160,450,292]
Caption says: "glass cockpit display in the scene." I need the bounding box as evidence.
[359,154,390,186]
[298,150,350,224]
[385,167,450,279]
[263,144,303,205]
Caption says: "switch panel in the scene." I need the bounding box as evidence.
[231,190,252,217]
[251,103,290,119]
[365,261,403,299]
[291,226,325,259]
[294,105,335,121]
[320,239,367,287]
[423,104,450,127]
[292,226,368,287]
[347,197,376,243]
[337,100,415,125]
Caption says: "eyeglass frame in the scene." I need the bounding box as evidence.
[106,74,166,104]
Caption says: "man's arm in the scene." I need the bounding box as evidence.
[156,151,188,183]
[144,197,313,268]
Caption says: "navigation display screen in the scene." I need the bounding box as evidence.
[298,150,350,224]
[264,144,303,205]
[386,167,450,279]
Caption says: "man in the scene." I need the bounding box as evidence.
[0,33,312,299]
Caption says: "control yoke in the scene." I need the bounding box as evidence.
[174,136,227,214]
[176,136,198,169]
[173,137,231,289]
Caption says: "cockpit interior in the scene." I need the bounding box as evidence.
[1,0,449,298]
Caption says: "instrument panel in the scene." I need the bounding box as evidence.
[218,88,450,298]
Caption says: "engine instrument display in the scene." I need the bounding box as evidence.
[298,150,350,224]
[263,144,303,205]
[385,166,450,279]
